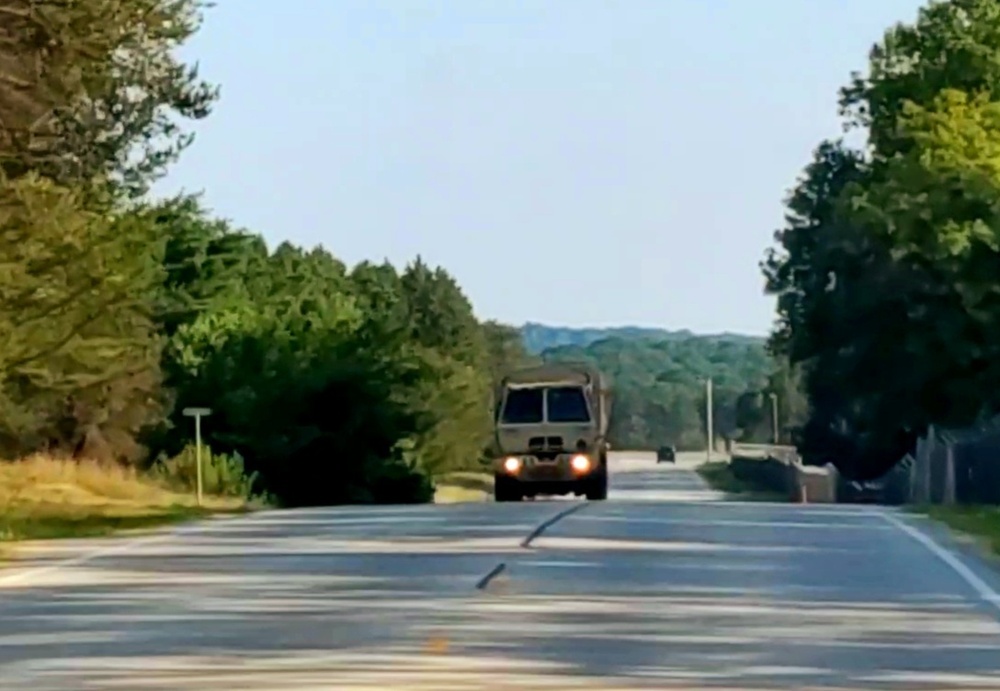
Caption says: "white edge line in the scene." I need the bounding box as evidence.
[0,509,279,588]
[876,509,1000,612]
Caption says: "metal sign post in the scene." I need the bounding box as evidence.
[705,378,714,463]
[182,407,212,506]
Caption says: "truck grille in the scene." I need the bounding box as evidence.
[528,436,564,451]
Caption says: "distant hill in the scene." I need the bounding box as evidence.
[519,321,764,355]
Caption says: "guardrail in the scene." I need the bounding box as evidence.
[729,443,798,461]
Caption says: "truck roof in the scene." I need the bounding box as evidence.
[500,362,606,388]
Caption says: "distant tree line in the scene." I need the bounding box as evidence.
[764,0,1000,480]
[540,336,807,451]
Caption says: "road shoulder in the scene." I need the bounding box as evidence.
[878,507,1000,616]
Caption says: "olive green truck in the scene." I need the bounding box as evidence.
[488,362,611,502]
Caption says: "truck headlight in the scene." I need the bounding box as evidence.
[503,456,521,473]
[570,454,591,473]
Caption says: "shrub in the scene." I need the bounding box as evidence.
[154,444,258,499]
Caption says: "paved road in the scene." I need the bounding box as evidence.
[1,453,999,690]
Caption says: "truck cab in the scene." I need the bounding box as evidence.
[490,363,610,502]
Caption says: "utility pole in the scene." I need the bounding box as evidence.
[769,392,779,444]
[705,377,714,463]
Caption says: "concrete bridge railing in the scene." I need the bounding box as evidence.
[728,443,838,503]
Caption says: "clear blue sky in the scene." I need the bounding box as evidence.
[159,0,926,336]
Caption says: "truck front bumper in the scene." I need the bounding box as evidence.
[493,452,599,484]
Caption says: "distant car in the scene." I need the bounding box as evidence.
[656,445,676,463]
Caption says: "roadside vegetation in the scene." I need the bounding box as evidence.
[919,505,1000,559]
[0,454,251,542]
[696,461,788,502]
[433,472,493,504]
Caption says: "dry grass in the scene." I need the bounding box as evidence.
[0,454,249,542]
[433,471,493,504]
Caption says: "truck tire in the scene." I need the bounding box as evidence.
[494,474,521,502]
[585,472,608,501]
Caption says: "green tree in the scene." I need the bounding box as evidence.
[398,258,493,474]
[483,320,540,389]
[764,0,1000,478]
[0,175,164,460]
[0,0,218,464]
[0,0,217,195]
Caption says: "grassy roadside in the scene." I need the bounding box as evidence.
[912,504,1000,558]
[434,471,493,504]
[696,460,788,501]
[0,455,254,546]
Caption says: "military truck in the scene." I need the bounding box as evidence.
[489,362,611,502]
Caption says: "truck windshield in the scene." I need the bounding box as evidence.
[546,386,591,423]
[499,385,592,424]
[500,388,544,424]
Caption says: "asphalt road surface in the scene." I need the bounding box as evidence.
[1,452,1000,690]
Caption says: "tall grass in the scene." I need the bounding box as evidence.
[0,453,252,542]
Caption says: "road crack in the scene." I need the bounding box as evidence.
[520,502,589,549]
[477,501,590,592]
